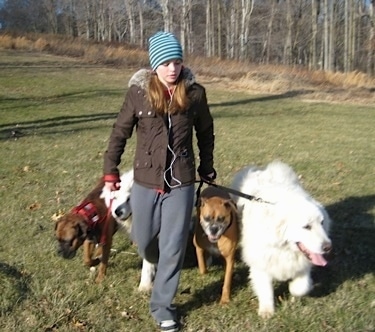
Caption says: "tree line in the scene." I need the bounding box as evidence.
[0,0,374,75]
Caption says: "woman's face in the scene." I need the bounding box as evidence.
[155,59,183,87]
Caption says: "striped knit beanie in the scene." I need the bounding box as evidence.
[149,32,183,71]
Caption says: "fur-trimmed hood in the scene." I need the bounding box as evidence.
[128,67,196,90]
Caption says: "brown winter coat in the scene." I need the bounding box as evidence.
[103,67,215,191]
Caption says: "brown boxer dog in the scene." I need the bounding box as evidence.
[54,170,156,289]
[54,179,120,284]
[193,186,238,304]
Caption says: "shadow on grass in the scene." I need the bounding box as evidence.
[179,263,249,316]
[0,89,312,140]
[209,89,312,108]
[179,232,250,314]
[0,262,30,316]
[310,194,375,297]
[0,113,118,140]
[0,89,122,111]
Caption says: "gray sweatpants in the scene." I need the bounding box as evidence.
[130,181,195,324]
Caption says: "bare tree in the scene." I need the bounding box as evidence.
[283,0,293,65]
[41,0,58,34]
[322,0,336,71]
[310,0,319,70]
[344,0,355,72]
[180,0,194,54]
[240,0,254,61]
[124,0,136,44]
[217,1,223,58]
[138,1,144,48]
[205,0,214,56]
[261,0,277,64]
[159,0,172,32]
[368,0,375,74]
[227,0,240,59]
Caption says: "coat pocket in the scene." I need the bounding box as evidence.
[134,154,152,169]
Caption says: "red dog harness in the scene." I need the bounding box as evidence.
[71,200,112,245]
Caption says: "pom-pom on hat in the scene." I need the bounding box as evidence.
[149,32,183,71]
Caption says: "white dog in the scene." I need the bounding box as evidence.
[231,161,332,318]
[101,170,156,292]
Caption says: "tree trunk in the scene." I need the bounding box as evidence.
[261,0,276,64]
[310,0,319,70]
[181,0,187,53]
[187,0,193,53]
[239,0,254,61]
[138,1,144,48]
[344,0,354,72]
[42,0,58,34]
[328,0,335,71]
[124,0,136,44]
[283,0,292,65]
[160,0,171,32]
[217,1,222,59]
[205,0,213,57]
[367,0,375,74]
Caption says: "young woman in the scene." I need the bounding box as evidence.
[103,31,216,332]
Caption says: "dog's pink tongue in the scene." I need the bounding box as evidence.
[310,253,327,266]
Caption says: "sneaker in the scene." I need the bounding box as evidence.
[160,320,180,332]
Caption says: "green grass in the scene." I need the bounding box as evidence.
[0,50,374,332]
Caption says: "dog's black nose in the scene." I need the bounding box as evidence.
[115,205,124,217]
[323,242,332,253]
[57,244,76,259]
[115,202,131,220]
[209,225,219,235]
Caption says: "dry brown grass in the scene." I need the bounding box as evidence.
[0,32,374,105]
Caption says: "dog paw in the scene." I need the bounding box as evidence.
[219,297,230,305]
[258,306,274,319]
[138,283,153,292]
[289,275,312,297]
[95,275,105,284]
[85,258,101,267]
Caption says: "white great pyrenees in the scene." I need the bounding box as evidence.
[101,169,156,292]
[231,161,332,318]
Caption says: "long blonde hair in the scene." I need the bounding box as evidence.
[147,71,190,115]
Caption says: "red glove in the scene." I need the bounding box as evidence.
[103,174,121,191]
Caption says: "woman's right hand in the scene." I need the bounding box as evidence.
[104,181,121,191]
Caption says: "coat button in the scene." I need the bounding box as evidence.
[147,111,152,115]
[139,111,143,115]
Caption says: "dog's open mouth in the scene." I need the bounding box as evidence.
[207,234,220,243]
[296,242,327,266]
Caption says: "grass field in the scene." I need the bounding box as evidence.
[0,49,374,332]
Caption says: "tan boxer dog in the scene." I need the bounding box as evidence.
[193,186,238,304]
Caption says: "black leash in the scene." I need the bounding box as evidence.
[195,179,272,205]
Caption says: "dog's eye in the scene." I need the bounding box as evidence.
[303,225,312,230]
[217,216,226,223]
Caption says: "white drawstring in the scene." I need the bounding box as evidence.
[162,86,182,189]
